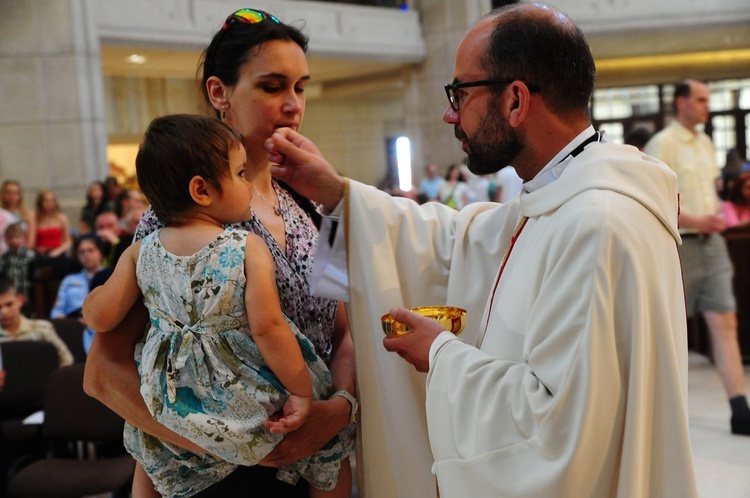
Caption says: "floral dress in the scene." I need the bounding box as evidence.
[125,226,353,497]
[135,181,337,362]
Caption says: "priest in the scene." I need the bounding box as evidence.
[267,3,698,497]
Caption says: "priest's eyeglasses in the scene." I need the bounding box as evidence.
[444,79,540,112]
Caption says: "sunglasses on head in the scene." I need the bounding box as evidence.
[222,8,281,30]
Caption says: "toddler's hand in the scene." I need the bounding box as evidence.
[265,395,312,434]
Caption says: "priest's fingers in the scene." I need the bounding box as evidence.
[266,128,345,211]
[383,308,443,372]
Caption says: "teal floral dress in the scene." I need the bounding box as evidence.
[124,227,354,497]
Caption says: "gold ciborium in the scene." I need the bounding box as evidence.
[381,306,467,337]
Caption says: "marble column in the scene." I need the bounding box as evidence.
[0,0,108,215]
[404,0,491,181]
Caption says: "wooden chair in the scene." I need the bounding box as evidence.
[7,364,135,498]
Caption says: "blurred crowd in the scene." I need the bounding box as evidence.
[0,176,146,331]
[385,162,524,208]
[388,147,750,231]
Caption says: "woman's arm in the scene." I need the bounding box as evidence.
[329,302,356,395]
[261,301,355,467]
[83,243,142,332]
[26,211,37,250]
[49,213,72,257]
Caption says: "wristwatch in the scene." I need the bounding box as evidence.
[331,390,359,425]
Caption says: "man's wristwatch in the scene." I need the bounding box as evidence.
[331,390,359,425]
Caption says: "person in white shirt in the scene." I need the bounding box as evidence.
[266,3,697,497]
[645,80,750,436]
[493,165,523,202]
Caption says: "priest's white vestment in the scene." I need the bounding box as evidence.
[320,141,697,497]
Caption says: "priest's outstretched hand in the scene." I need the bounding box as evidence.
[266,127,346,212]
[382,307,445,372]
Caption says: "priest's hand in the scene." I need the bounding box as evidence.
[266,128,346,212]
[383,306,444,372]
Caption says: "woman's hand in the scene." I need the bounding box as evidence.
[259,396,350,467]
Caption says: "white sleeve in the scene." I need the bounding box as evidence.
[310,200,350,302]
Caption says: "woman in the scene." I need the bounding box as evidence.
[79,181,111,234]
[0,180,34,246]
[29,190,73,258]
[84,9,356,498]
[723,171,750,227]
[438,163,474,209]
[49,235,105,319]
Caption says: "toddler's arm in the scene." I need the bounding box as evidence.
[244,234,313,426]
[83,241,142,333]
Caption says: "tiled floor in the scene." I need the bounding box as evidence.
[688,352,750,498]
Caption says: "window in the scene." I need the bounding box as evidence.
[592,79,750,165]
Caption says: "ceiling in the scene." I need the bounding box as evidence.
[100,45,410,99]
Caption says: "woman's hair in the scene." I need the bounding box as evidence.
[445,164,467,182]
[1,180,24,210]
[114,188,133,218]
[199,10,309,118]
[35,190,59,216]
[74,233,105,256]
[135,114,245,225]
[83,181,108,215]
[727,172,750,206]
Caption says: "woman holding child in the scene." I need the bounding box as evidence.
[84,9,356,497]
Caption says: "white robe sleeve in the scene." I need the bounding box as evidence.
[310,201,349,302]
[342,180,510,498]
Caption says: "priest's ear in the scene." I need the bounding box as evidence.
[507,81,533,127]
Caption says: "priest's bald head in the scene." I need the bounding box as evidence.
[443,3,596,181]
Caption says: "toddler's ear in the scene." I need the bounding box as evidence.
[188,176,213,206]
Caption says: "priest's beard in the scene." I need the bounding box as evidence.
[460,106,522,176]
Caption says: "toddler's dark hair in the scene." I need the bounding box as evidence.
[136,114,244,225]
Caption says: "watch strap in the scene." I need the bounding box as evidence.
[331,390,358,424]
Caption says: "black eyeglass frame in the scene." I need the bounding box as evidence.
[444,79,540,112]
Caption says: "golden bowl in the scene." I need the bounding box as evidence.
[381,306,467,337]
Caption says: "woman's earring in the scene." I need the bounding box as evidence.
[220,105,227,121]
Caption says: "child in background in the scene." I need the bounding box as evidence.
[83,114,353,498]
[0,222,36,314]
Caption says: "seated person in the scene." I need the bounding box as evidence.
[49,235,105,319]
[93,212,132,267]
[0,275,73,367]
[0,222,36,312]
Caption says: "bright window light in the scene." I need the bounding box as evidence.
[396,136,412,191]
